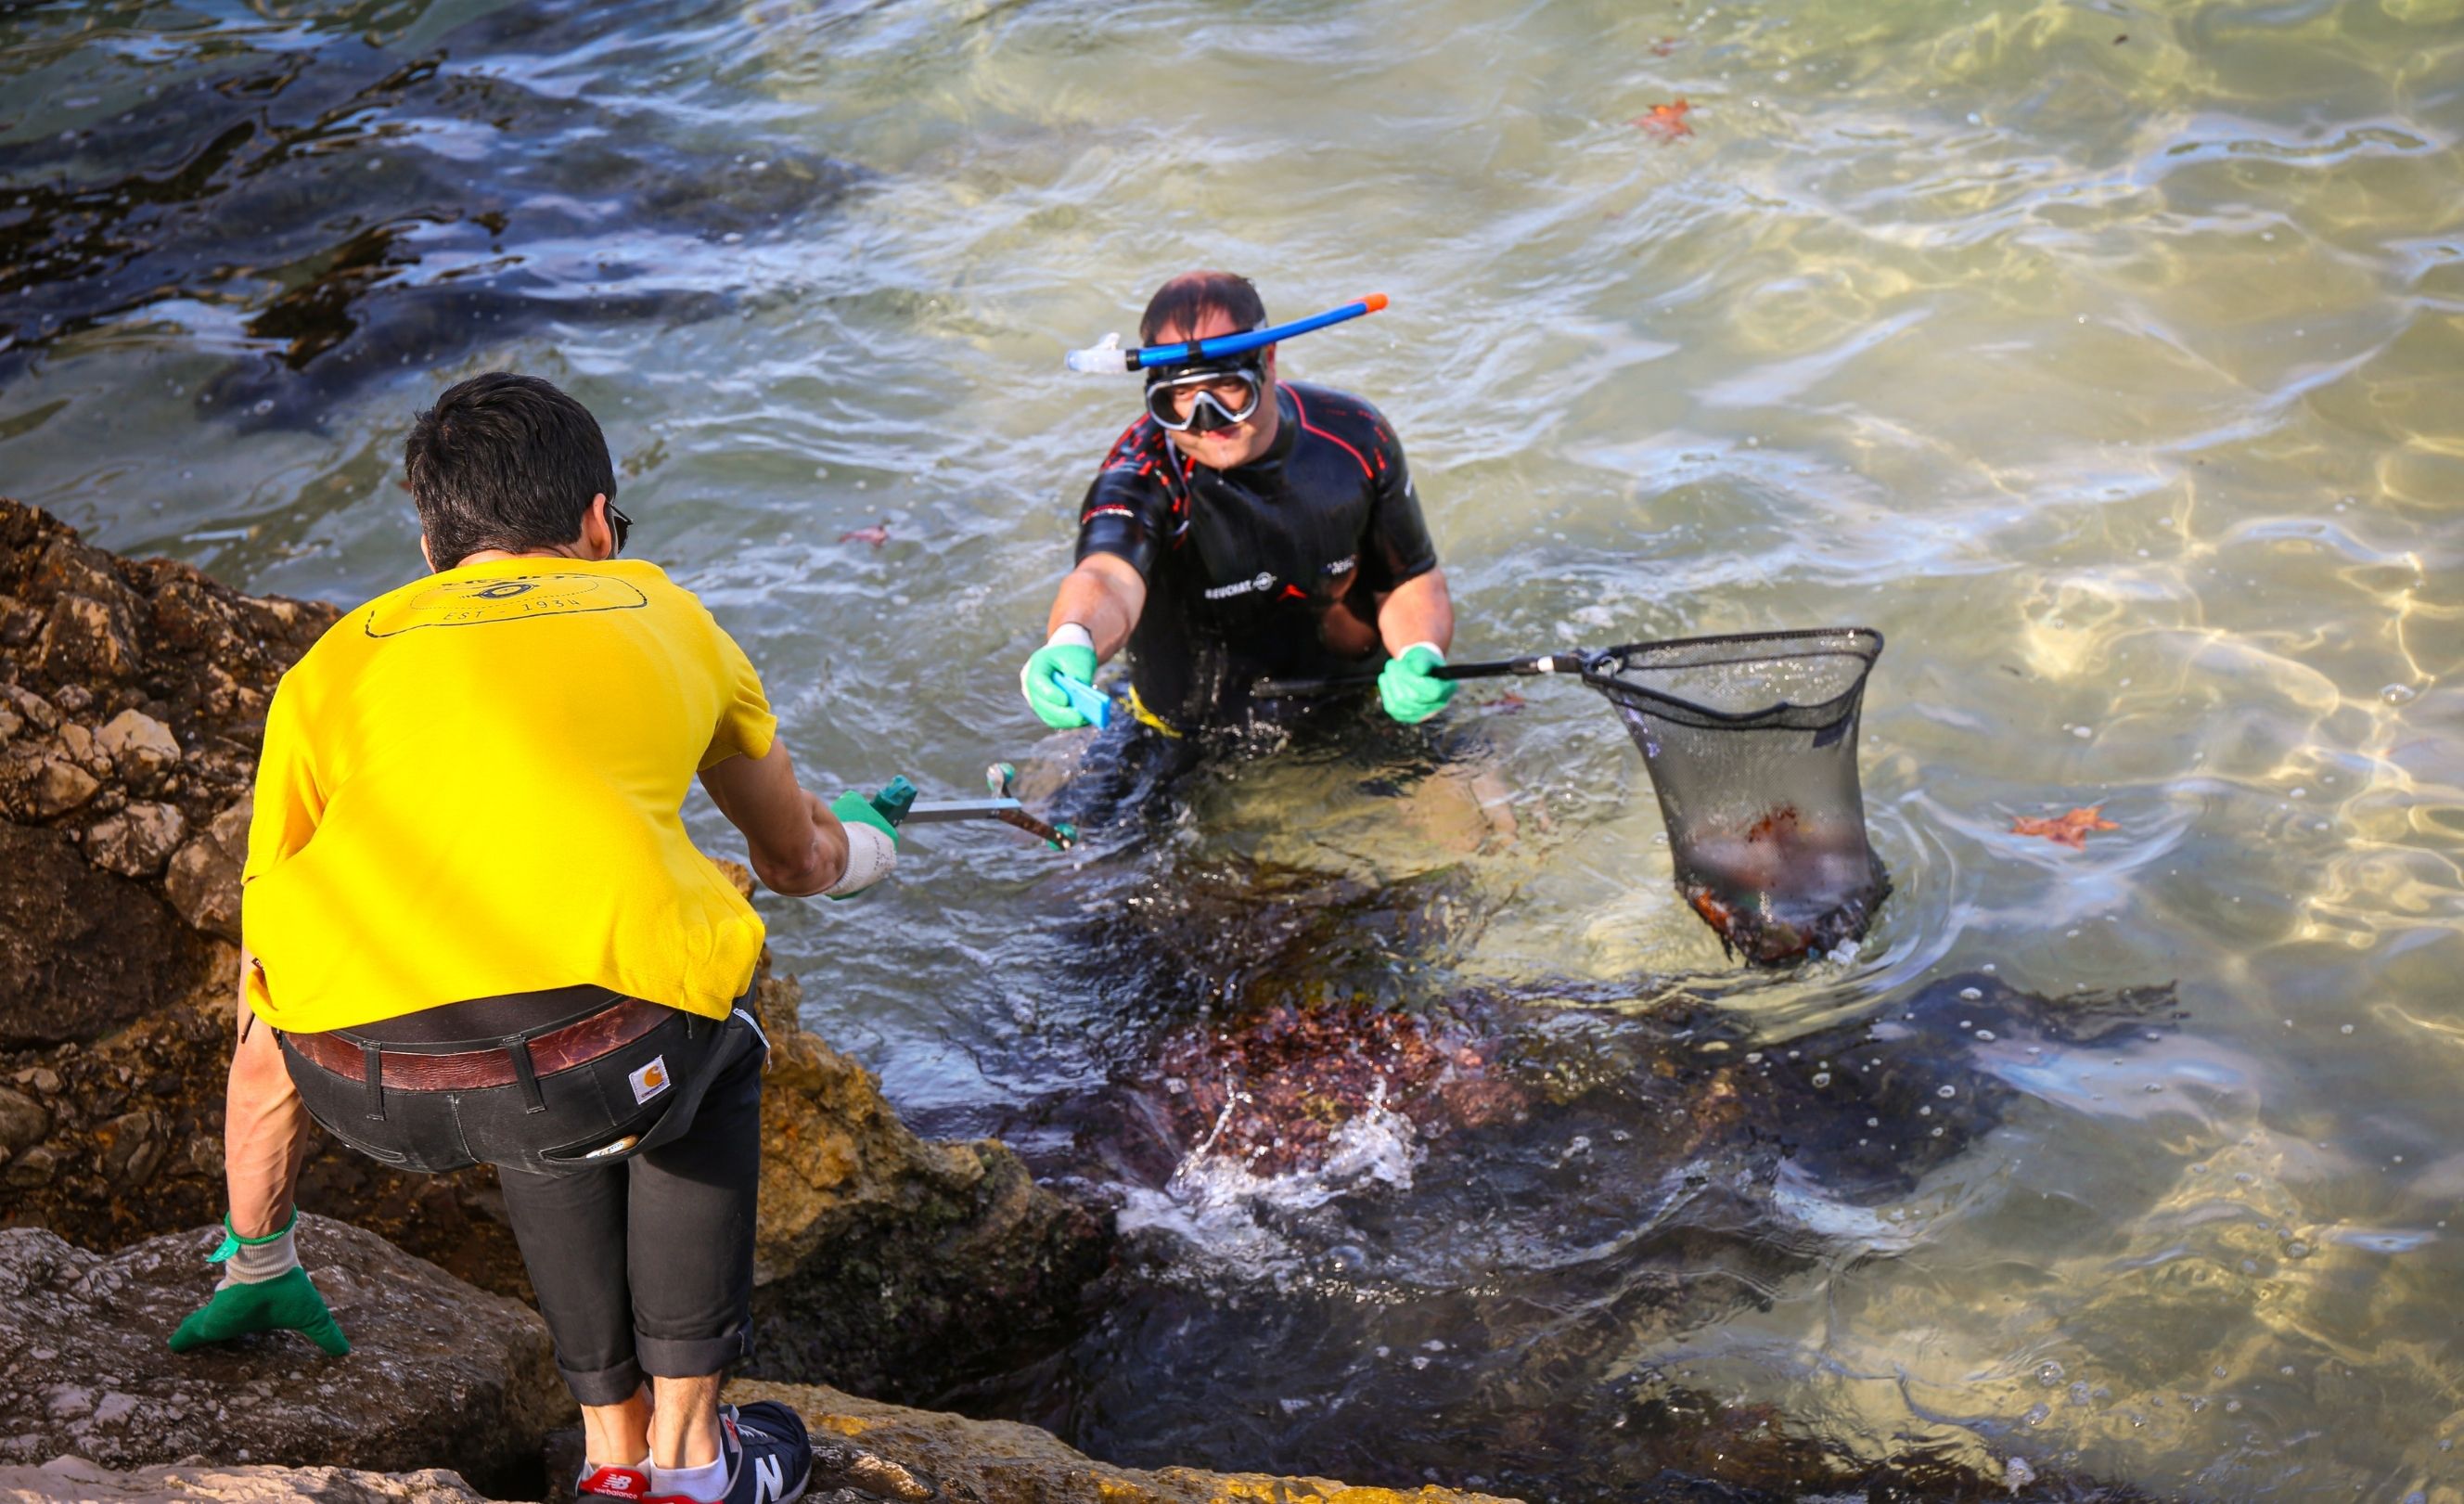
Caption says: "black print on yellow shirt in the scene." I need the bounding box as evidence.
[363,572,651,637]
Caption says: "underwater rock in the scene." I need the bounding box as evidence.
[0,9,858,426]
[1152,999,1531,1180]
[0,1215,569,1497]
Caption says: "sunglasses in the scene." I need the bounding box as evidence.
[605,499,632,553]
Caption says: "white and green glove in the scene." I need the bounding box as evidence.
[825,789,901,900]
[1378,643,1457,725]
[168,1213,349,1357]
[1020,624,1100,729]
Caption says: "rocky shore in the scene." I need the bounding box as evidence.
[0,498,1508,1504]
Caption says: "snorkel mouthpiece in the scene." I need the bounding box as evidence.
[1065,333,1130,375]
[1063,294,1389,375]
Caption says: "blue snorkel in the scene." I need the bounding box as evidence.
[1064,293,1390,374]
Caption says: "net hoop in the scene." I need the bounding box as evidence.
[1578,626,1885,735]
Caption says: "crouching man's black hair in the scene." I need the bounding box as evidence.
[405,372,618,570]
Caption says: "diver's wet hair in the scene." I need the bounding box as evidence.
[1140,270,1266,344]
[405,372,618,569]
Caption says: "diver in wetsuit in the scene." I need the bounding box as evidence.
[1021,270,1457,739]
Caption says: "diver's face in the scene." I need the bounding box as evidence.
[1153,311,1278,470]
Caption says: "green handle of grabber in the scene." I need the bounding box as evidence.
[869,777,917,828]
[1053,673,1111,729]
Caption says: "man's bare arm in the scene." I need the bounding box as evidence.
[1046,552,1148,660]
[699,739,850,898]
[1376,567,1455,657]
[225,945,311,1240]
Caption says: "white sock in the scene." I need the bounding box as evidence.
[652,1456,728,1503]
[584,1455,649,1476]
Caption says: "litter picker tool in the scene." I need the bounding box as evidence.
[857,773,1076,851]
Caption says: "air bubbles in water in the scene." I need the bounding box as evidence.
[1959,986,1983,1001]
[2022,1402,2051,1426]
[2382,684,2418,704]
[2036,1360,2065,1386]
[1937,1085,1957,1098]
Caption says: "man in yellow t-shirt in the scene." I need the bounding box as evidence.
[171,373,889,1504]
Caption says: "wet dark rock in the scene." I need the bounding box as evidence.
[741,945,1113,1406]
[1022,839,2177,1502]
[0,1215,570,1497]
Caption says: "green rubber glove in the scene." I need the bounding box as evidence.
[170,1266,350,1356]
[1378,643,1456,724]
[823,788,901,902]
[1020,640,1100,729]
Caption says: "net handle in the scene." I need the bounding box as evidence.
[1251,651,1595,700]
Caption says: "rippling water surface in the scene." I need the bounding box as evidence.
[6,0,2461,1498]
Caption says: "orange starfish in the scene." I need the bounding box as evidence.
[1633,98,1693,142]
[2009,805,2120,850]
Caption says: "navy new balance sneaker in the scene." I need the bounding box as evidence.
[717,1401,811,1504]
[638,1402,811,1504]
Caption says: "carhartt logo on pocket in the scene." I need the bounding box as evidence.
[628,1057,671,1105]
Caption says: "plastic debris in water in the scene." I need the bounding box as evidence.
[1632,98,1693,141]
[2008,805,2121,849]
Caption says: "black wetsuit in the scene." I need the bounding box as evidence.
[1075,380,1439,735]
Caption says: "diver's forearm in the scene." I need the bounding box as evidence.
[1378,568,1454,657]
[1049,558,1146,660]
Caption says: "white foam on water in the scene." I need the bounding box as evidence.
[1114,1079,1429,1274]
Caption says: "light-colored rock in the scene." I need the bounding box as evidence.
[0,1086,48,1156]
[162,795,249,941]
[85,803,186,879]
[28,756,99,820]
[96,711,181,786]
[53,723,109,779]
[0,1217,571,1495]
[0,684,59,737]
[0,1457,486,1503]
[730,1380,1525,1504]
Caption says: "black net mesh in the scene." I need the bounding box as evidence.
[1584,628,1889,964]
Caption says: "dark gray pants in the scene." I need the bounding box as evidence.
[281,990,767,1405]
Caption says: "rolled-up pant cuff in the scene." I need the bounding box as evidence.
[637,1326,753,1381]
[559,1356,648,1408]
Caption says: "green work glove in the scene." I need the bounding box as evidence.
[1020,630,1100,730]
[168,1215,349,1357]
[1378,643,1457,724]
[824,788,901,901]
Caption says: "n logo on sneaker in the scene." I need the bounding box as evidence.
[751,1456,786,1504]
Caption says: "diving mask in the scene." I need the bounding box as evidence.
[1144,357,1264,434]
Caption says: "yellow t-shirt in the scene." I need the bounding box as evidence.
[240,558,777,1033]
